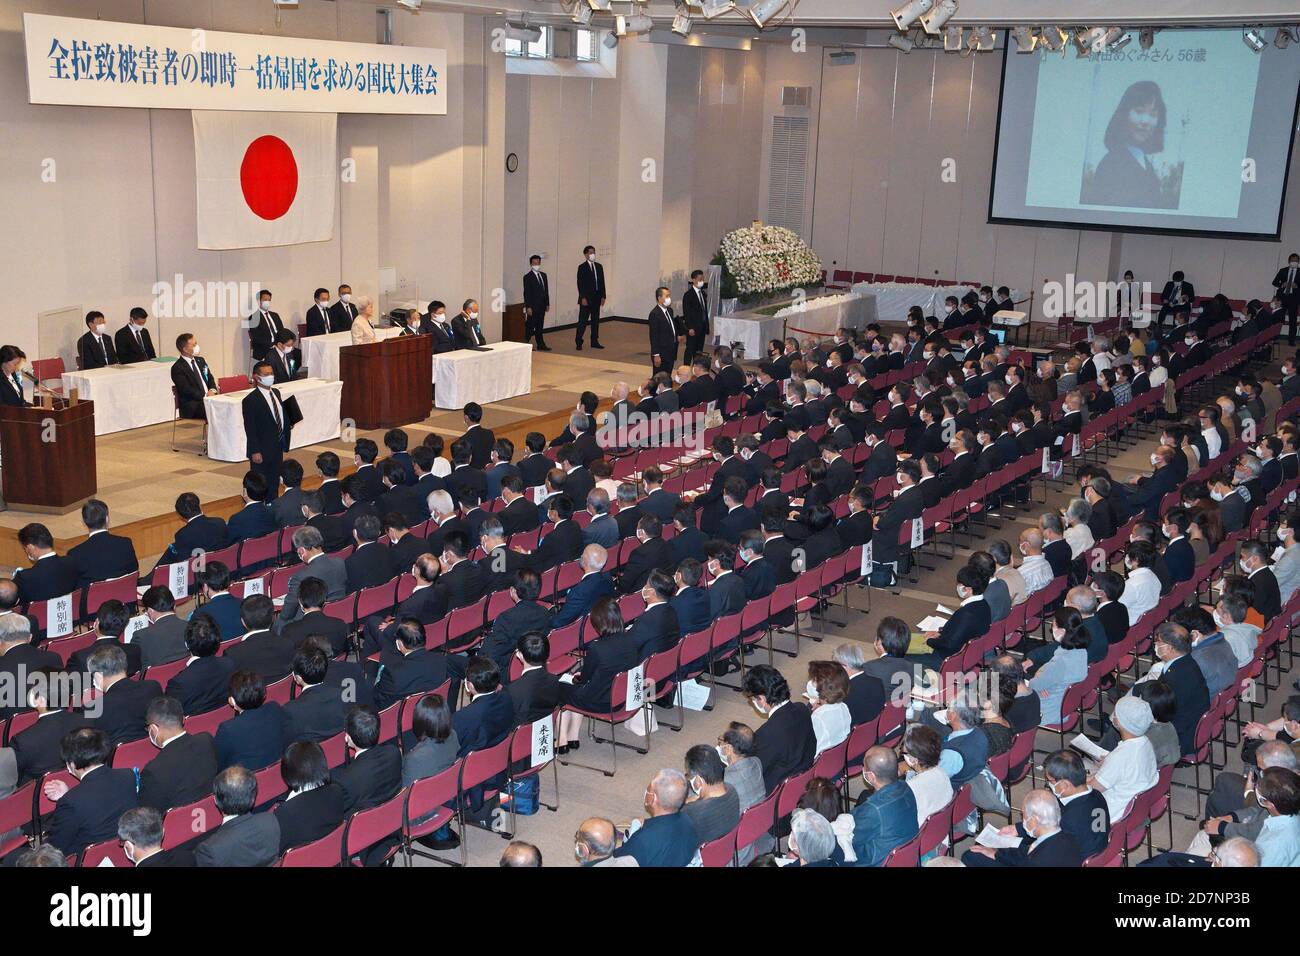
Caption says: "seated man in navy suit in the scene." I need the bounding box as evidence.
[225,471,277,544]
[150,492,227,581]
[669,558,711,637]
[66,498,138,590]
[13,522,78,606]
[1161,507,1196,586]
[551,544,615,629]
[914,566,991,670]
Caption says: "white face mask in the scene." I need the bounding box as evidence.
[258,374,274,388]
[1005,375,1015,386]
[1185,337,1194,346]
[191,344,202,356]
[260,299,271,309]
[715,745,730,766]
[587,253,596,262]
[694,281,704,289]
[1210,489,1225,501]
[1150,453,1159,466]
[532,265,540,273]
[662,297,672,308]
[317,298,328,307]
[94,322,106,333]
[469,310,478,320]
[341,293,351,304]
[1212,609,1225,630]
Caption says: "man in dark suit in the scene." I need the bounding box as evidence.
[76,311,117,370]
[871,461,924,580]
[150,493,227,581]
[507,632,564,723]
[496,478,540,537]
[529,496,584,571]
[119,807,197,867]
[917,567,992,668]
[457,402,496,469]
[576,245,607,350]
[41,728,138,858]
[422,301,455,353]
[170,332,218,420]
[964,789,1084,867]
[305,287,334,336]
[681,270,711,360]
[114,307,156,364]
[243,357,294,495]
[517,434,556,489]
[195,767,280,867]
[13,522,78,607]
[453,658,517,758]
[9,676,90,783]
[373,620,450,710]
[247,289,287,362]
[67,499,138,590]
[85,644,161,746]
[618,515,676,594]
[1157,270,1194,330]
[224,595,297,681]
[744,665,817,793]
[214,673,287,773]
[343,515,396,593]
[1242,542,1283,619]
[836,645,886,726]
[445,442,488,511]
[523,254,552,350]
[282,645,350,744]
[1151,624,1210,757]
[333,706,402,819]
[669,559,712,637]
[328,284,358,333]
[165,617,237,716]
[0,614,60,721]
[376,462,426,530]
[738,531,777,600]
[648,286,679,375]
[1128,446,1180,522]
[226,471,277,545]
[551,544,616,628]
[282,577,352,657]
[1273,252,1300,345]
[627,571,680,661]
[639,469,680,522]
[475,569,553,676]
[67,600,141,679]
[136,696,219,812]
[451,299,488,349]
[264,329,302,384]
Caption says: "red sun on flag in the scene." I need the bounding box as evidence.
[239,135,299,221]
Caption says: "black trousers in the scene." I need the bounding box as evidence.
[250,449,283,500]
[684,332,706,362]
[524,309,546,345]
[1281,293,1300,344]
[576,302,601,345]
[652,347,677,378]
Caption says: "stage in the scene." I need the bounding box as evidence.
[0,323,656,568]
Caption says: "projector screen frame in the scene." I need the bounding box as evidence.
[985,28,1300,242]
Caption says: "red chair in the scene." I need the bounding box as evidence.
[775,767,815,827]
[31,357,65,395]
[277,823,344,866]
[111,736,159,770]
[83,574,140,618]
[883,834,921,867]
[218,375,249,394]
[342,789,407,866]
[236,531,280,574]
[162,794,219,849]
[446,596,488,648]
[323,594,356,627]
[321,731,348,768]
[266,674,294,705]
[700,826,738,867]
[142,657,189,687]
[186,705,236,737]
[78,837,131,868]
[560,669,647,777]
[735,789,779,860]
[255,762,288,805]
[456,737,512,854]
[0,781,37,857]
[403,762,462,865]
[506,712,561,827]
[44,630,97,664]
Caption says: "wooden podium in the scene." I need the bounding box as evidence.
[339,335,433,430]
[0,400,97,512]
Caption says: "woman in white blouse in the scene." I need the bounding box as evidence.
[350,296,378,345]
[805,660,851,757]
[901,724,953,828]
[1062,497,1095,559]
[1147,349,1169,389]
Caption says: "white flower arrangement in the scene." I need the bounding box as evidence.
[715,224,822,299]
[770,292,861,320]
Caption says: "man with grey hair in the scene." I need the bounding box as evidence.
[1214,836,1260,867]
[968,788,1083,866]
[939,698,988,785]
[0,612,57,725]
[550,543,614,629]
[119,806,192,867]
[833,642,886,725]
[1198,739,1300,851]
[275,525,346,631]
[786,807,836,866]
[1025,584,1107,673]
[582,488,618,548]
[575,817,637,866]
[613,482,643,539]
[613,768,700,867]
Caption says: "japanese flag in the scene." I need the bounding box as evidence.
[192,110,337,250]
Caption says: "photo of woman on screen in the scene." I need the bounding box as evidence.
[1080,80,1180,209]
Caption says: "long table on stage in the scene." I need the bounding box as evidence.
[433,341,533,409]
[61,359,176,436]
[300,328,401,382]
[203,378,343,462]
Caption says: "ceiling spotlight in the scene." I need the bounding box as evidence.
[1072,28,1094,57]
[890,0,932,32]
[888,32,914,52]
[587,0,612,9]
[919,0,957,35]
[699,0,733,18]
[1099,26,1125,49]
[602,30,619,48]
[1243,27,1266,52]
[395,0,421,10]
[1038,26,1064,51]
[1276,27,1293,49]
[1139,27,1155,49]
[571,4,593,23]
[672,12,692,34]
[1109,32,1132,51]
[828,48,857,65]
[969,26,994,51]
[615,13,653,35]
[746,0,788,28]
[943,24,962,52]
[504,21,543,43]
[1012,26,1036,53]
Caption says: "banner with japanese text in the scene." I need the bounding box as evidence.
[23,13,447,115]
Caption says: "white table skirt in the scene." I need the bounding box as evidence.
[203,378,343,462]
[713,294,875,360]
[61,360,177,436]
[300,327,401,382]
[849,282,1022,323]
[433,341,533,409]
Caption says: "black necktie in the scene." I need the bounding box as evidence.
[270,390,283,434]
